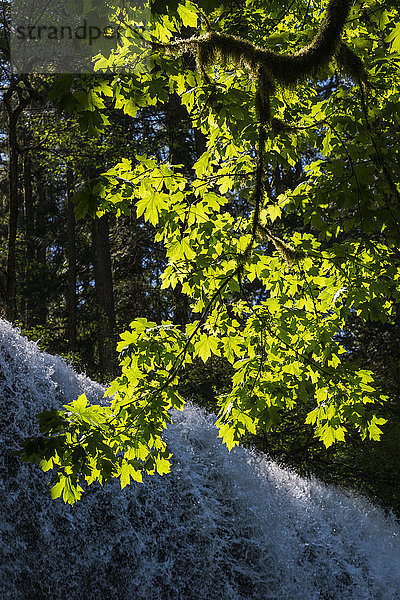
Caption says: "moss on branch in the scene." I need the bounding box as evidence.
[160,0,362,87]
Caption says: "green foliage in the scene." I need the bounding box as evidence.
[19,0,400,502]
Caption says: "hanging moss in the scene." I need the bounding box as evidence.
[255,68,274,124]
[163,0,355,88]
[335,42,369,87]
[267,233,306,265]
[256,223,306,265]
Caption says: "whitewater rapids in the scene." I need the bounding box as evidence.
[0,319,399,599]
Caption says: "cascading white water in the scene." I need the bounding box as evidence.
[1,319,400,600]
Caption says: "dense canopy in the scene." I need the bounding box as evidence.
[12,0,400,503]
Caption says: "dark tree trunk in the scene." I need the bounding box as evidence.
[23,149,35,325]
[35,182,48,325]
[92,213,117,378]
[4,92,21,322]
[172,282,189,326]
[194,127,207,158]
[66,166,77,351]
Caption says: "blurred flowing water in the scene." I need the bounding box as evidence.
[1,319,400,600]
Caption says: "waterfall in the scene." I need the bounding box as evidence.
[1,319,399,600]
